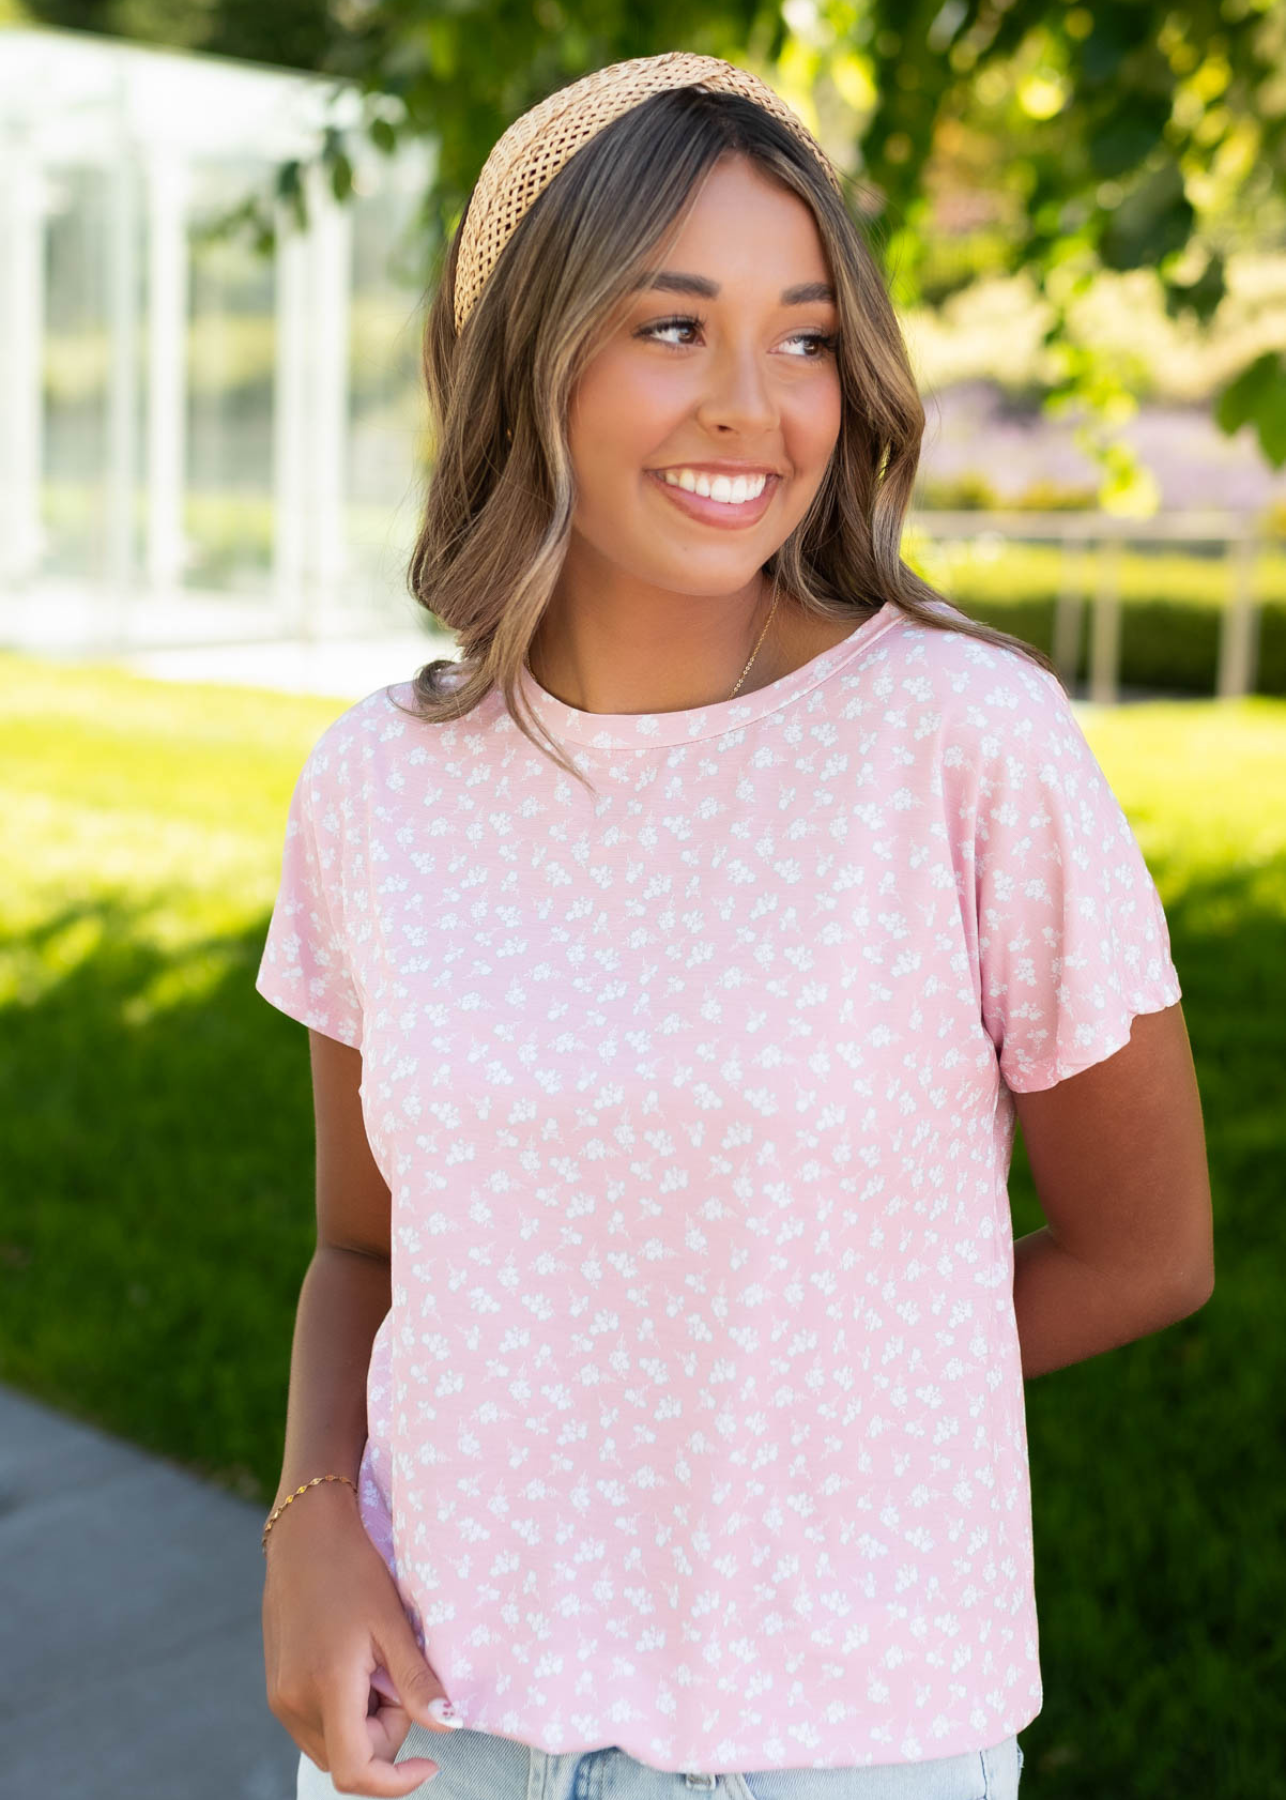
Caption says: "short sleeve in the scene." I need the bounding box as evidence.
[255,748,363,1048]
[969,667,1182,1093]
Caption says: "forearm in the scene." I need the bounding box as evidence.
[1013,1225,1209,1380]
[272,1243,390,1510]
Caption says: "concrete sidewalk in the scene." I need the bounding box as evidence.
[0,1381,297,1800]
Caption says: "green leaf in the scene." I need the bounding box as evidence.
[1216,352,1286,470]
[370,117,398,156]
[1089,105,1169,181]
[330,152,354,203]
[1162,253,1226,327]
[1099,162,1193,272]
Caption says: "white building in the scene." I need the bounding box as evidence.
[0,25,445,670]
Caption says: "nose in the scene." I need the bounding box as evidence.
[695,342,778,438]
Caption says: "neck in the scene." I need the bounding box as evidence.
[528,575,786,716]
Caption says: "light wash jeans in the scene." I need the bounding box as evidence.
[298,1726,1024,1800]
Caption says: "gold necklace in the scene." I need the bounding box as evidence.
[727,582,781,700]
[529,582,782,707]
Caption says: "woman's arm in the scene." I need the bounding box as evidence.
[262,1029,452,1794]
[270,1029,393,1519]
[1010,1000,1215,1381]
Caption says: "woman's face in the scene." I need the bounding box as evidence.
[564,152,843,599]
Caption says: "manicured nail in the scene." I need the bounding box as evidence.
[428,1696,464,1729]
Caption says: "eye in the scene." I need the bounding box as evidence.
[635,312,709,349]
[786,330,842,359]
[635,314,841,359]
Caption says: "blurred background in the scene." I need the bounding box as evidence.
[0,3,1283,1796]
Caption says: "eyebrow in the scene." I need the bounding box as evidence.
[632,270,836,305]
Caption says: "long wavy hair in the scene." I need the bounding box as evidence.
[391,83,1060,790]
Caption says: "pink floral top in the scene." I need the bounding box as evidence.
[256,601,1181,1772]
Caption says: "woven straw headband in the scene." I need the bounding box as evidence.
[453,50,845,334]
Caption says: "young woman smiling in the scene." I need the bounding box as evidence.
[524,150,851,716]
[255,52,1212,1800]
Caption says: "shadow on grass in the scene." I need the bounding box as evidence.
[0,896,318,1505]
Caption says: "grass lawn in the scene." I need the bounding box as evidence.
[0,647,1280,1794]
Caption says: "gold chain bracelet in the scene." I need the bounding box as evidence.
[262,1474,358,1554]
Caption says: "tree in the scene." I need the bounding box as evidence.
[20,0,1286,490]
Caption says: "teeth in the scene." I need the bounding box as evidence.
[660,469,769,504]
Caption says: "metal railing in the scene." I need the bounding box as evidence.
[909,509,1268,703]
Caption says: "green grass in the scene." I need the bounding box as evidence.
[0,648,1281,1795]
[0,653,348,1498]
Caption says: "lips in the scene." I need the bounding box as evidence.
[646,469,780,530]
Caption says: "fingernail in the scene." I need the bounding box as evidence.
[427,1696,464,1729]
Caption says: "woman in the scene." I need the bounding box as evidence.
[255,51,1214,1800]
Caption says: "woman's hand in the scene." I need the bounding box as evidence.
[263,1483,455,1795]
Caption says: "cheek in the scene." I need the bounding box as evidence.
[570,353,689,470]
[790,378,843,467]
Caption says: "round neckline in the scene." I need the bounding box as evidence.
[514,603,900,748]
